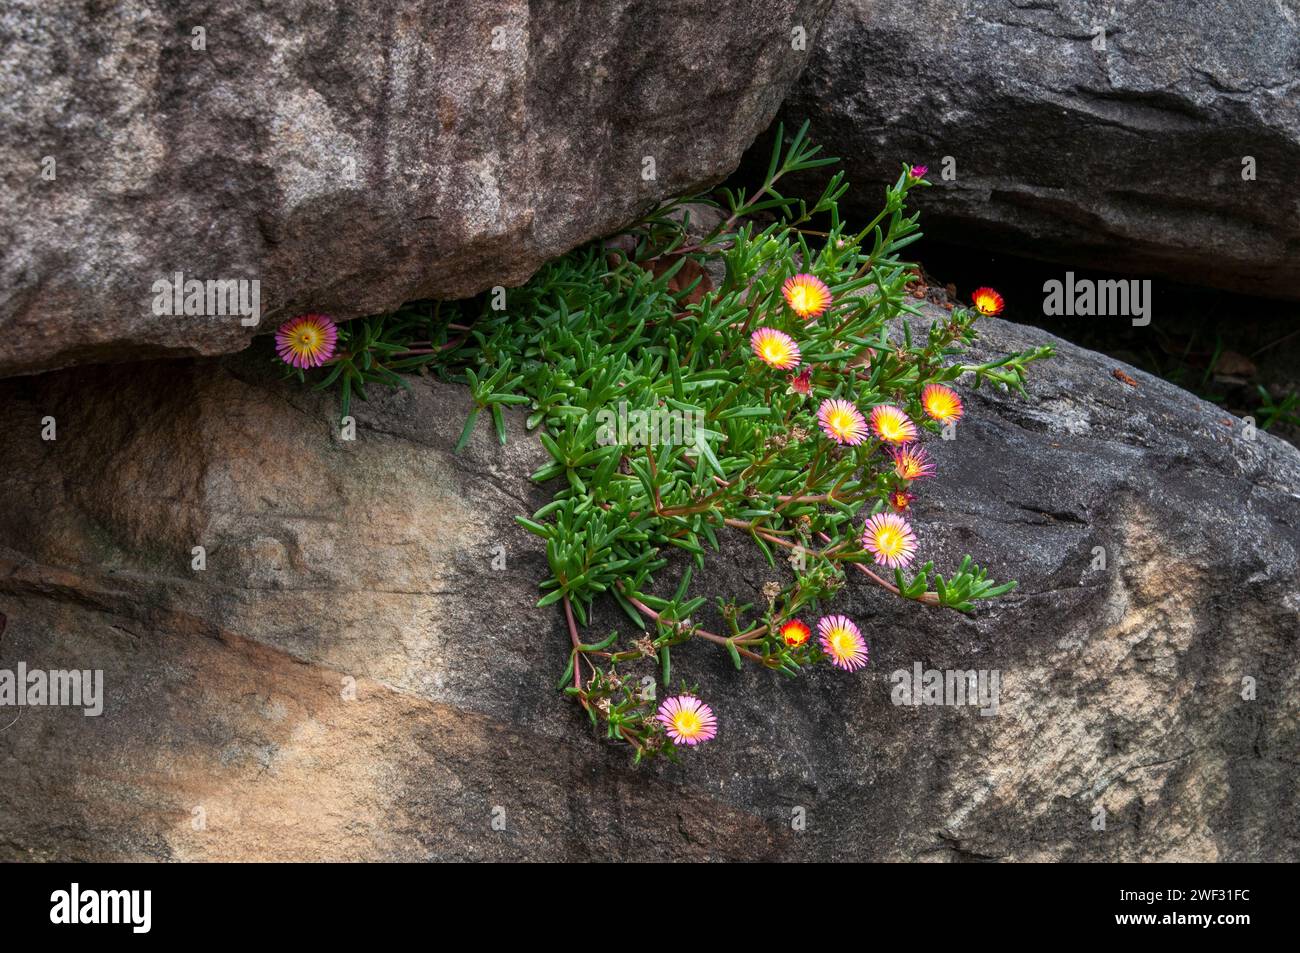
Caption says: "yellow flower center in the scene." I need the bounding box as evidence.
[828,409,857,437]
[879,417,906,440]
[927,395,955,419]
[828,627,856,658]
[762,341,790,364]
[672,710,703,737]
[874,527,905,556]
[291,326,323,354]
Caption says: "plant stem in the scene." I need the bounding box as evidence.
[619,587,770,662]
[562,594,588,705]
[815,531,940,606]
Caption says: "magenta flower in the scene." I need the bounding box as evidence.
[817,398,869,446]
[275,314,338,369]
[862,511,918,569]
[817,615,869,671]
[656,695,718,746]
[891,444,936,481]
[787,366,813,396]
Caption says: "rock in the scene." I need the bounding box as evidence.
[0,0,831,378]
[779,0,1300,298]
[1,307,1297,861]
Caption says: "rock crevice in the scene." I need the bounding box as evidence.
[1,310,1295,860]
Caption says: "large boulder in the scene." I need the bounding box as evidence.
[0,0,830,377]
[1,307,1296,861]
[780,0,1300,298]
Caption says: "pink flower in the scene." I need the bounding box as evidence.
[656,695,718,746]
[817,398,869,446]
[751,327,801,370]
[817,615,868,671]
[861,511,918,569]
[891,444,936,481]
[275,314,338,369]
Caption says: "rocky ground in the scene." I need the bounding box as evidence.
[779,0,1300,298]
[2,306,1295,861]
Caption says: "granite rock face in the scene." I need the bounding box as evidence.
[0,0,830,377]
[781,0,1300,297]
[1,306,1296,861]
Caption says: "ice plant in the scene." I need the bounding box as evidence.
[751,327,801,370]
[891,444,936,481]
[656,695,718,746]
[782,273,832,319]
[817,615,868,672]
[275,314,338,369]
[971,287,1005,317]
[921,383,964,424]
[889,489,916,512]
[862,512,918,569]
[870,404,919,444]
[818,398,869,446]
[780,619,812,647]
[786,366,812,396]
[291,128,1053,764]
[909,164,928,180]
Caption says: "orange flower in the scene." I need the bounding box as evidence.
[971,287,1004,316]
[921,384,963,424]
[869,404,918,444]
[782,273,832,319]
[779,620,811,647]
